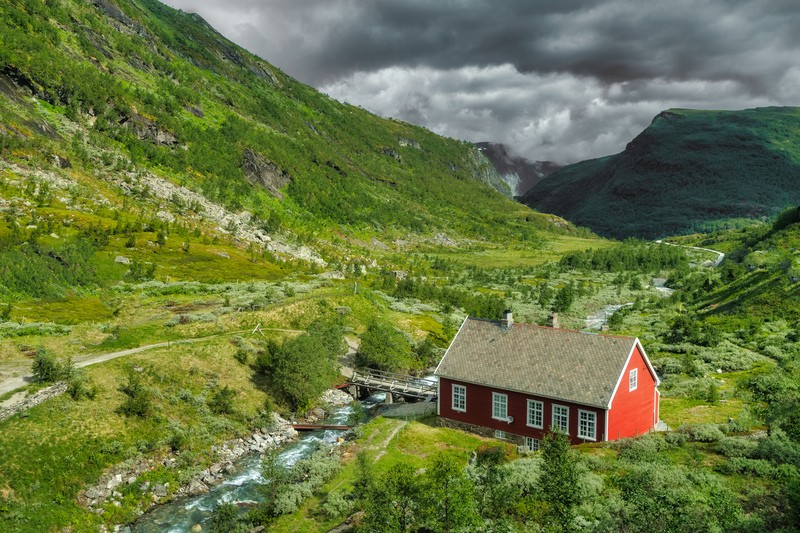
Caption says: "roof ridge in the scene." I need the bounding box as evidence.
[466,316,636,341]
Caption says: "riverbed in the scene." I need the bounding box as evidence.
[132,393,385,532]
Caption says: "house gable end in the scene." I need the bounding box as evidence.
[606,338,658,409]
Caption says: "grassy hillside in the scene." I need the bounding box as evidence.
[0,0,575,263]
[523,107,800,239]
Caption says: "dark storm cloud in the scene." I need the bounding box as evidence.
[162,0,800,163]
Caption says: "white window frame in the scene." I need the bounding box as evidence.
[552,404,569,434]
[492,392,508,421]
[629,368,638,391]
[524,436,541,452]
[578,410,597,441]
[451,384,466,412]
[494,429,506,440]
[526,399,544,428]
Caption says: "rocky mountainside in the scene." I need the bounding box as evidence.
[523,107,800,239]
[476,142,560,197]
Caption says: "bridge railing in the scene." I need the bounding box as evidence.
[350,368,437,397]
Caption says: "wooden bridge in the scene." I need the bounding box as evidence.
[348,368,437,401]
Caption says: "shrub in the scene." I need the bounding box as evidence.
[357,319,412,371]
[614,434,668,463]
[322,488,355,519]
[66,367,97,400]
[717,458,777,477]
[664,431,687,447]
[715,437,758,458]
[32,349,62,383]
[653,357,683,375]
[678,423,725,442]
[117,371,153,417]
[754,433,800,467]
[208,385,237,415]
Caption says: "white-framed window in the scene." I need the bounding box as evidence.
[524,436,541,452]
[452,384,466,412]
[552,404,569,434]
[527,399,544,428]
[492,392,508,420]
[578,410,597,441]
[494,429,507,440]
[629,368,638,391]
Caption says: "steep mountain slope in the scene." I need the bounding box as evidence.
[523,108,800,239]
[476,142,560,197]
[0,0,568,276]
[691,207,800,323]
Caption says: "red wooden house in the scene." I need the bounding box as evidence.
[434,313,660,449]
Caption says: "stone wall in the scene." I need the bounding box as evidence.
[0,382,67,422]
[436,416,527,447]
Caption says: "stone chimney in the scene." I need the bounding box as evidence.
[500,309,513,330]
[548,311,559,329]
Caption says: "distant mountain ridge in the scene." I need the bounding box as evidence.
[476,142,560,197]
[523,107,800,239]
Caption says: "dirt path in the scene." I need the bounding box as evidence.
[656,240,726,266]
[0,327,305,402]
[372,420,408,463]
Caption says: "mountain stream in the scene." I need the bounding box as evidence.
[131,392,386,532]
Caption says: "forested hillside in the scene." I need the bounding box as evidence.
[523,107,800,239]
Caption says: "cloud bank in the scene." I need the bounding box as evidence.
[163,0,800,163]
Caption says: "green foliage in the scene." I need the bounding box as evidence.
[527,107,800,239]
[65,366,97,401]
[208,385,237,415]
[362,462,421,532]
[0,239,102,300]
[251,449,341,524]
[209,502,246,533]
[615,463,743,532]
[538,430,581,528]
[357,319,412,371]
[677,423,726,443]
[267,319,344,411]
[559,240,689,272]
[419,453,479,533]
[31,349,62,384]
[116,371,153,418]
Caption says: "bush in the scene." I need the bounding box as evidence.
[614,434,669,463]
[117,371,153,417]
[664,431,687,447]
[357,319,412,371]
[715,437,758,458]
[322,489,355,519]
[717,458,778,477]
[66,367,97,400]
[754,433,800,467]
[32,349,63,383]
[208,385,237,415]
[678,423,725,442]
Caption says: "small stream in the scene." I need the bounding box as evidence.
[132,393,386,532]
[584,303,633,330]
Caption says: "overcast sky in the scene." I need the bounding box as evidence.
[162,0,800,164]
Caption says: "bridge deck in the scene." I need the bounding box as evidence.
[349,368,437,399]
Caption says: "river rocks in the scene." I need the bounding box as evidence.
[94,409,337,529]
[320,388,354,407]
[186,479,208,496]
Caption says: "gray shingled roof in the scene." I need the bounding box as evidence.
[435,318,639,408]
